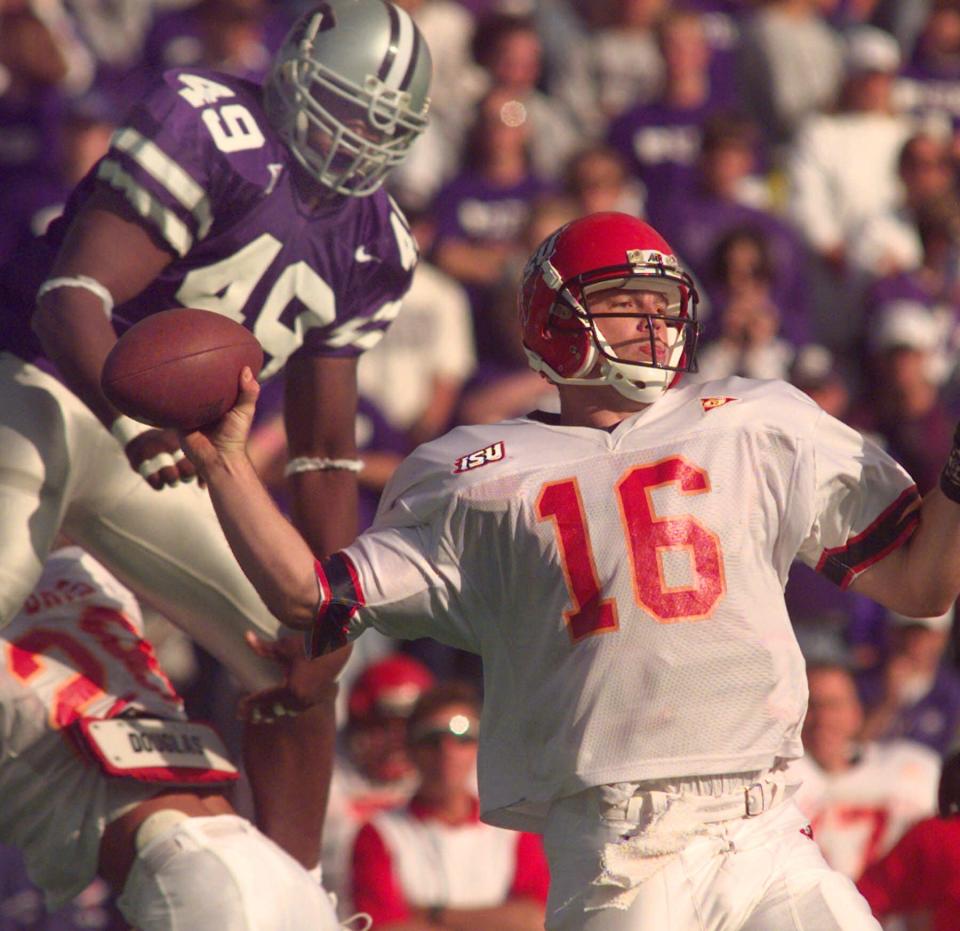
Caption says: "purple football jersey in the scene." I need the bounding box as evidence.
[0,68,418,375]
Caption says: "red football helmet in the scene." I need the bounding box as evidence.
[519,212,700,403]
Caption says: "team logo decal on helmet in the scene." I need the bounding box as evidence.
[519,212,700,404]
[265,0,432,197]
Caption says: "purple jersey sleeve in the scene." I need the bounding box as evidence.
[95,69,279,258]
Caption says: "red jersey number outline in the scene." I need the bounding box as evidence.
[7,606,179,729]
[537,456,726,642]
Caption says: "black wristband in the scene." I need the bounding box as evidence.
[941,423,960,503]
[427,905,445,925]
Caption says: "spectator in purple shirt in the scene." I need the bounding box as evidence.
[848,300,956,494]
[431,86,554,362]
[858,606,960,757]
[693,226,799,382]
[606,7,734,227]
[658,113,813,348]
[864,194,960,349]
[0,94,115,263]
[895,0,960,132]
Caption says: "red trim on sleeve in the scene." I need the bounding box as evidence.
[314,558,332,604]
[351,821,411,924]
[509,831,550,904]
[307,553,364,658]
[815,486,921,589]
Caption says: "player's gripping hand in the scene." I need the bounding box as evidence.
[178,367,260,476]
[123,427,198,490]
[238,632,352,724]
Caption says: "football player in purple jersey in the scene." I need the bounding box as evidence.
[0,0,431,880]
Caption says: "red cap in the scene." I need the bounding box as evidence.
[348,654,435,724]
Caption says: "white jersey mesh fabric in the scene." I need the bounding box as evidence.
[343,377,919,831]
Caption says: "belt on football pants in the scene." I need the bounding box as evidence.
[609,770,798,826]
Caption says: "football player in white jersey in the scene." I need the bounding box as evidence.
[0,546,347,930]
[788,662,940,880]
[180,211,960,930]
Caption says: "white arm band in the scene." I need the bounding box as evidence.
[284,456,364,476]
[37,275,115,318]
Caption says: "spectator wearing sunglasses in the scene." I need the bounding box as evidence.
[350,681,550,929]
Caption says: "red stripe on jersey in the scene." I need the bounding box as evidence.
[816,486,921,589]
[314,558,332,603]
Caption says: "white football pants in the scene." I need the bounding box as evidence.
[0,353,282,690]
[543,786,882,931]
[117,815,339,930]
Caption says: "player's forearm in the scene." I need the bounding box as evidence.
[289,469,359,558]
[203,451,319,629]
[33,293,122,427]
[244,699,336,867]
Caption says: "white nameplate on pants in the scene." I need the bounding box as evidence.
[78,717,239,784]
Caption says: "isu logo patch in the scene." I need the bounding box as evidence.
[700,396,738,412]
[453,441,505,474]
[800,823,815,840]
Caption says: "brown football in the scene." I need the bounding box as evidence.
[101,308,264,431]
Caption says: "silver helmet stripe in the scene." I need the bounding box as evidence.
[378,1,419,91]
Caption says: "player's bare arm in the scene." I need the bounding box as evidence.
[284,351,361,557]
[180,369,320,631]
[849,484,960,617]
[240,632,352,868]
[32,187,171,424]
[32,187,196,488]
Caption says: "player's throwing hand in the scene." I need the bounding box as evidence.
[179,367,260,472]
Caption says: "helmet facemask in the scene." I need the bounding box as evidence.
[271,58,427,196]
[532,270,700,404]
[265,2,431,198]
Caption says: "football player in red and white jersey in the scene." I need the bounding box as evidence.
[181,211,960,929]
[788,662,940,880]
[0,546,345,930]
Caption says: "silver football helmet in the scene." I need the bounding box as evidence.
[265,0,432,197]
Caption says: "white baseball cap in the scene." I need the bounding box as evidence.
[845,26,902,76]
[869,301,941,353]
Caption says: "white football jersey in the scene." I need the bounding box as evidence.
[328,377,919,831]
[0,547,183,908]
[789,741,940,880]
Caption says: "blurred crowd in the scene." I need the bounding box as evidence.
[5,0,960,928]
